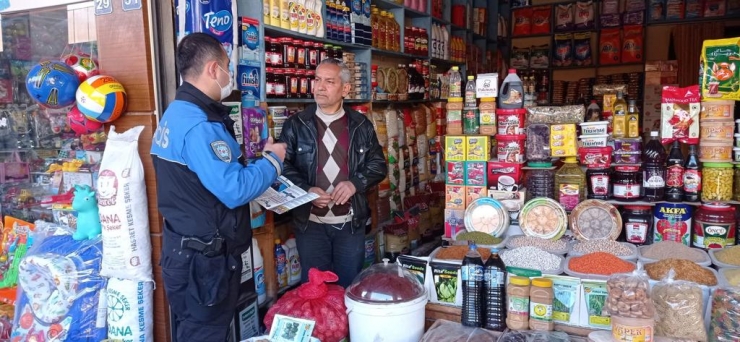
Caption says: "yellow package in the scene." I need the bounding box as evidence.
[466,136,490,161]
[445,136,466,161]
[701,38,740,101]
[550,124,577,157]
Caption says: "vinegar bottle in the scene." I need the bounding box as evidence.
[683,145,701,202]
[484,249,506,331]
[461,244,484,327]
[643,131,667,202]
[449,66,462,98]
[665,140,685,202]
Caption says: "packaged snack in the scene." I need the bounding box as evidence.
[466,136,490,161]
[445,136,466,161]
[527,105,586,124]
[554,33,574,67]
[512,0,530,8]
[606,267,655,319]
[627,0,647,11]
[446,161,465,185]
[511,47,531,69]
[555,3,574,31]
[666,0,685,19]
[651,270,708,341]
[599,28,621,65]
[650,0,667,19]
[705,0,727,15]
[621,26,644,63]
[685,0,703,17]
[550,124,577,157]
[574,32,592,66]
[623,11,645,25]
[530,45,550,69]
[709,287,740,342]
[602,0,620,14]
[660,85,700,144]
[575,0,595,29]
[513,8,533,36]
[600,13,622,27]
[526,124,551,163]
[531,6,552,34]
[701,38,740,101]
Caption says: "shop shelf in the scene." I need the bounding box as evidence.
[432,17,451,26]
[371,47,428,59]
[372,99,447,105]
[372,0,403,10]
[430,57,459,65]
[264,98,371,103]
[404,7,428,18]
[264,26,369,50]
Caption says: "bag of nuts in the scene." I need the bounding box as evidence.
[606,264,656,319]
[651,269,708,341]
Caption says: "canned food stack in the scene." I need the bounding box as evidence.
[267,106,288,138]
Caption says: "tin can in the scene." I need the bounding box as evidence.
[463,107,480,135]
[653,203,693,246]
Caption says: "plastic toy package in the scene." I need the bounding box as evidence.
[11,222,107,342]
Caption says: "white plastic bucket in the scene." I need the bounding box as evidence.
[344,292,428,342]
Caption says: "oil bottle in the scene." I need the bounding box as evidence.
[612,91,627,138]
[555,157,586,211]
[626,99,640,138]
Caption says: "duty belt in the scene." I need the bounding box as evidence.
[181,236,225,257]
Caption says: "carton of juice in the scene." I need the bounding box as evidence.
[445,136,466,161]
[466,136,490,161]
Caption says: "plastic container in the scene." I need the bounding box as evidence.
[526,168,555,200]
[579,146,613,168]
[479,98,497,135]
[345,259,427,342]
[529,278,554,331]
[497,108,526,135]
[563,256,637,280]
[613,151,642,164]
[497,134,526,163]
[611,315,655,342]
[506,276,531,330]
[701,163,734,202]
[709,249,740,269]
[700,121,735,141]
[613,138,642,153]
[567,242,638,260]
[693,203,736,249]
[579,121,609,136]
[700,142,733,162]
[498,69,524,109]
[701,100,735,120]
[525,124,552,165]
[579,134,609,148]
[637,245,712,267]
[555,157,586,212]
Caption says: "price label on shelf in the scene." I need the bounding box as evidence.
[476,73,499,98]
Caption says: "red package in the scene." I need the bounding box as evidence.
[599,28,621,65]
[579,146,614,168]
[531,6,552,34]
[621,25,644,63]
[265,269,349,342]
[487,161,523,190]
[512,8,533,36]
[661,85,700,145]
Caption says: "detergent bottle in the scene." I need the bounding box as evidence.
[285,235,301,285]
[252,238,266,304]
[275,239,289,289]
[498,69,524,109]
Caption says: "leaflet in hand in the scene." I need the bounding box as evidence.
[255,176,319,214]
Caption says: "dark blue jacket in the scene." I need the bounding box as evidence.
[151,83,282,257]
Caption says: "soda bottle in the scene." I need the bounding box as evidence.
[484,249,506,331]
[464,75,476,107]
[683,144,701,202]
[665,141,685,202]
[461,244,484,327]
[643,131,667,202]
[449,66,462,98]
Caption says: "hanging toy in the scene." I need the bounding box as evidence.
[63,53,99,83]
[76,75,127,123]
[67,105,103,136]
[71,185,101,241]
[25,61,80,109]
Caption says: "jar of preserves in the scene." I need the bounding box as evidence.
[285,68,298,98]
[270,38,283,67]
[587,168,611,200]
[526,168,555,201]
[314,42,323,66]
[306,70,315,98]
[297,69,308,98]
[703,163,734,202]
[693,203,736,249]
[295,39,306,67]
[612,166,641,201]
[274,69,286,98]
[265,38,274,66]
[282,38,295,68]
[622,206,653,246]
[734,164,740,201]
[265,67,275,97]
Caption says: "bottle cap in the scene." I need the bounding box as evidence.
[532,278,553,288]
[274,239,281,244]
[467,75,474,80]
[509,276,531,286]
[508,68,516,73]
[650,131,658,137]
[452,66,459,71]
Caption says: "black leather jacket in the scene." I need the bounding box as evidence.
[279,104,388,233]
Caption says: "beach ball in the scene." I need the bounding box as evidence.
[25,61,79,109]
[63,53,99,82]
[68,105,103,135]
[75,75,127,123]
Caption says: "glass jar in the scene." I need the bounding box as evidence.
[297,69,308,98]
[284,68,298,98]
[622,205,653,246]
[587,168,611,200]
[612,166,641,201]
[307,70,315,98]
[734,165,740,201]
[265,67,275,97]
[693,203,737,249]
[282,37,295,68]
[702,163,734,202]
[274,69,286,98]
[526,168,555,201]
[270,38,283,67]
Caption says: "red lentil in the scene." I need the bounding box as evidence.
[569,252,636,275]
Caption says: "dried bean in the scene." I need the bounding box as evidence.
[508,236,568,253]
[573,240,632,256]
[702,166,733,202]
[501,247,562,271]
[642,241,706,263]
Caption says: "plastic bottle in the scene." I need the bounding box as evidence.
[612,91,627,138]
[643,131,667,202]
[683,144,701,202]
[264,0,271,25]
[280,0,291,29]
[314,0,325,37]
[285,235,301,286]
[449,66,462,98]
[305,0,317,35]
[342,6,351,43]
[442,25,449,60]
[484,249,506,331]
[270,0,280,26]
[252,238,266,304]
[586,100,602,122]
[626,99,640,138]
[464,75,476,107]
[498,69,524,109]
[461,244,484,327]
[665,141,685,202]
[529,278,554,331]
[555,157,586,212]
[371,7,379,47]
[275,239,289,289]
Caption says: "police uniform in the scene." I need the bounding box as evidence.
[151,83,282,342]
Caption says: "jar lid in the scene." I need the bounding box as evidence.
[480,97,495,102]
[532,278,553,288]
[346,259,426,304]
[509,276,530,286]
[448,97,463,102]
[527,161,554,167]
[701,203,732,210]
[624,206,651,210]
[704,162,733,168]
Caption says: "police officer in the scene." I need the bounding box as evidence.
[151,33,286,342]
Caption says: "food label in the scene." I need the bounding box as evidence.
[508,296,530,316]
[613,184,641,199]
[558,184,579,211]
[683,169,702,192]
[693,221,736,249]
[625,222,649,244]
[530,302,553,322]
[666,164,684,187]
[612,323,654,342]
[654,203,692,245]
[589,175,610,196]
[498,115,524,135]
[461,264,484,281]
[479,109,496,125]
[643,168,666,188]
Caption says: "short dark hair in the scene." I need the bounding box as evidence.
[176,33,226,80]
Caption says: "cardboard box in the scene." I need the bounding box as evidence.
[224,102,244,146]
[464,161,487,186]
[445,185,466,210]
[466,136,490,161]
[487,162,523,190]
[238,17,261,65]
[445,161,465,185]
[444,136,466,161]
[238,64,261,101]
[444,209,465,238]
[229,293,260,342]
[466,186,487,204]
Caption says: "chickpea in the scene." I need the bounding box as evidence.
[702,166,734,202]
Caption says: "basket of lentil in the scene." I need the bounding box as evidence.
[568,240,637,260]
[505,235,571,255]
[564,252,637,280]
[709,246,740,269]
[499,247,565,275]
[452,231,508,250]
[637,241,712,267]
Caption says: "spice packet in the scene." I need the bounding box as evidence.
[652,269,708,341]
[701,38,740,101]
[556,3,575,31]
[583,280,611,328]
[574,32,593,66]
[599,28,621,65]
[661,85,700,144]
[545,275,581,325]
[397,255,428,285]
[554,33,574,67]
[429,260,461,305]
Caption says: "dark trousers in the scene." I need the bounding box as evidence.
[294,221,366,288]
[161,248,242,342]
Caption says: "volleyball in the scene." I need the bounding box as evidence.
[68,105,103,135]
[63,53,99,82]
[25,61,80,109]
[75,75,127,123]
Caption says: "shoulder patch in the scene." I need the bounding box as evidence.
[210,141,232,163]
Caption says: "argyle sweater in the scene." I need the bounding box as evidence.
[309,107,351,224]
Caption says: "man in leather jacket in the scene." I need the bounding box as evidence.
[279,58,387,287]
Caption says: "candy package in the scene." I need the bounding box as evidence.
[553,34,574,67]
[661,85,700,145]
[622,26,644,63]
[531,6,552,34]
[574,32,592,66]
[599,28,621,65]
[555,3,574,31]
[575,0,595,29]
[513,8,533,36]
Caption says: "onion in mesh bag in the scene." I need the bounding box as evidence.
[264,269,348,342]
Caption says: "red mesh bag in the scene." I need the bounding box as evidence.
[264,269,349,342]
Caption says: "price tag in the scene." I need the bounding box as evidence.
[94,0,113,16]
[476,73,499,98]
[122,0,142,11]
